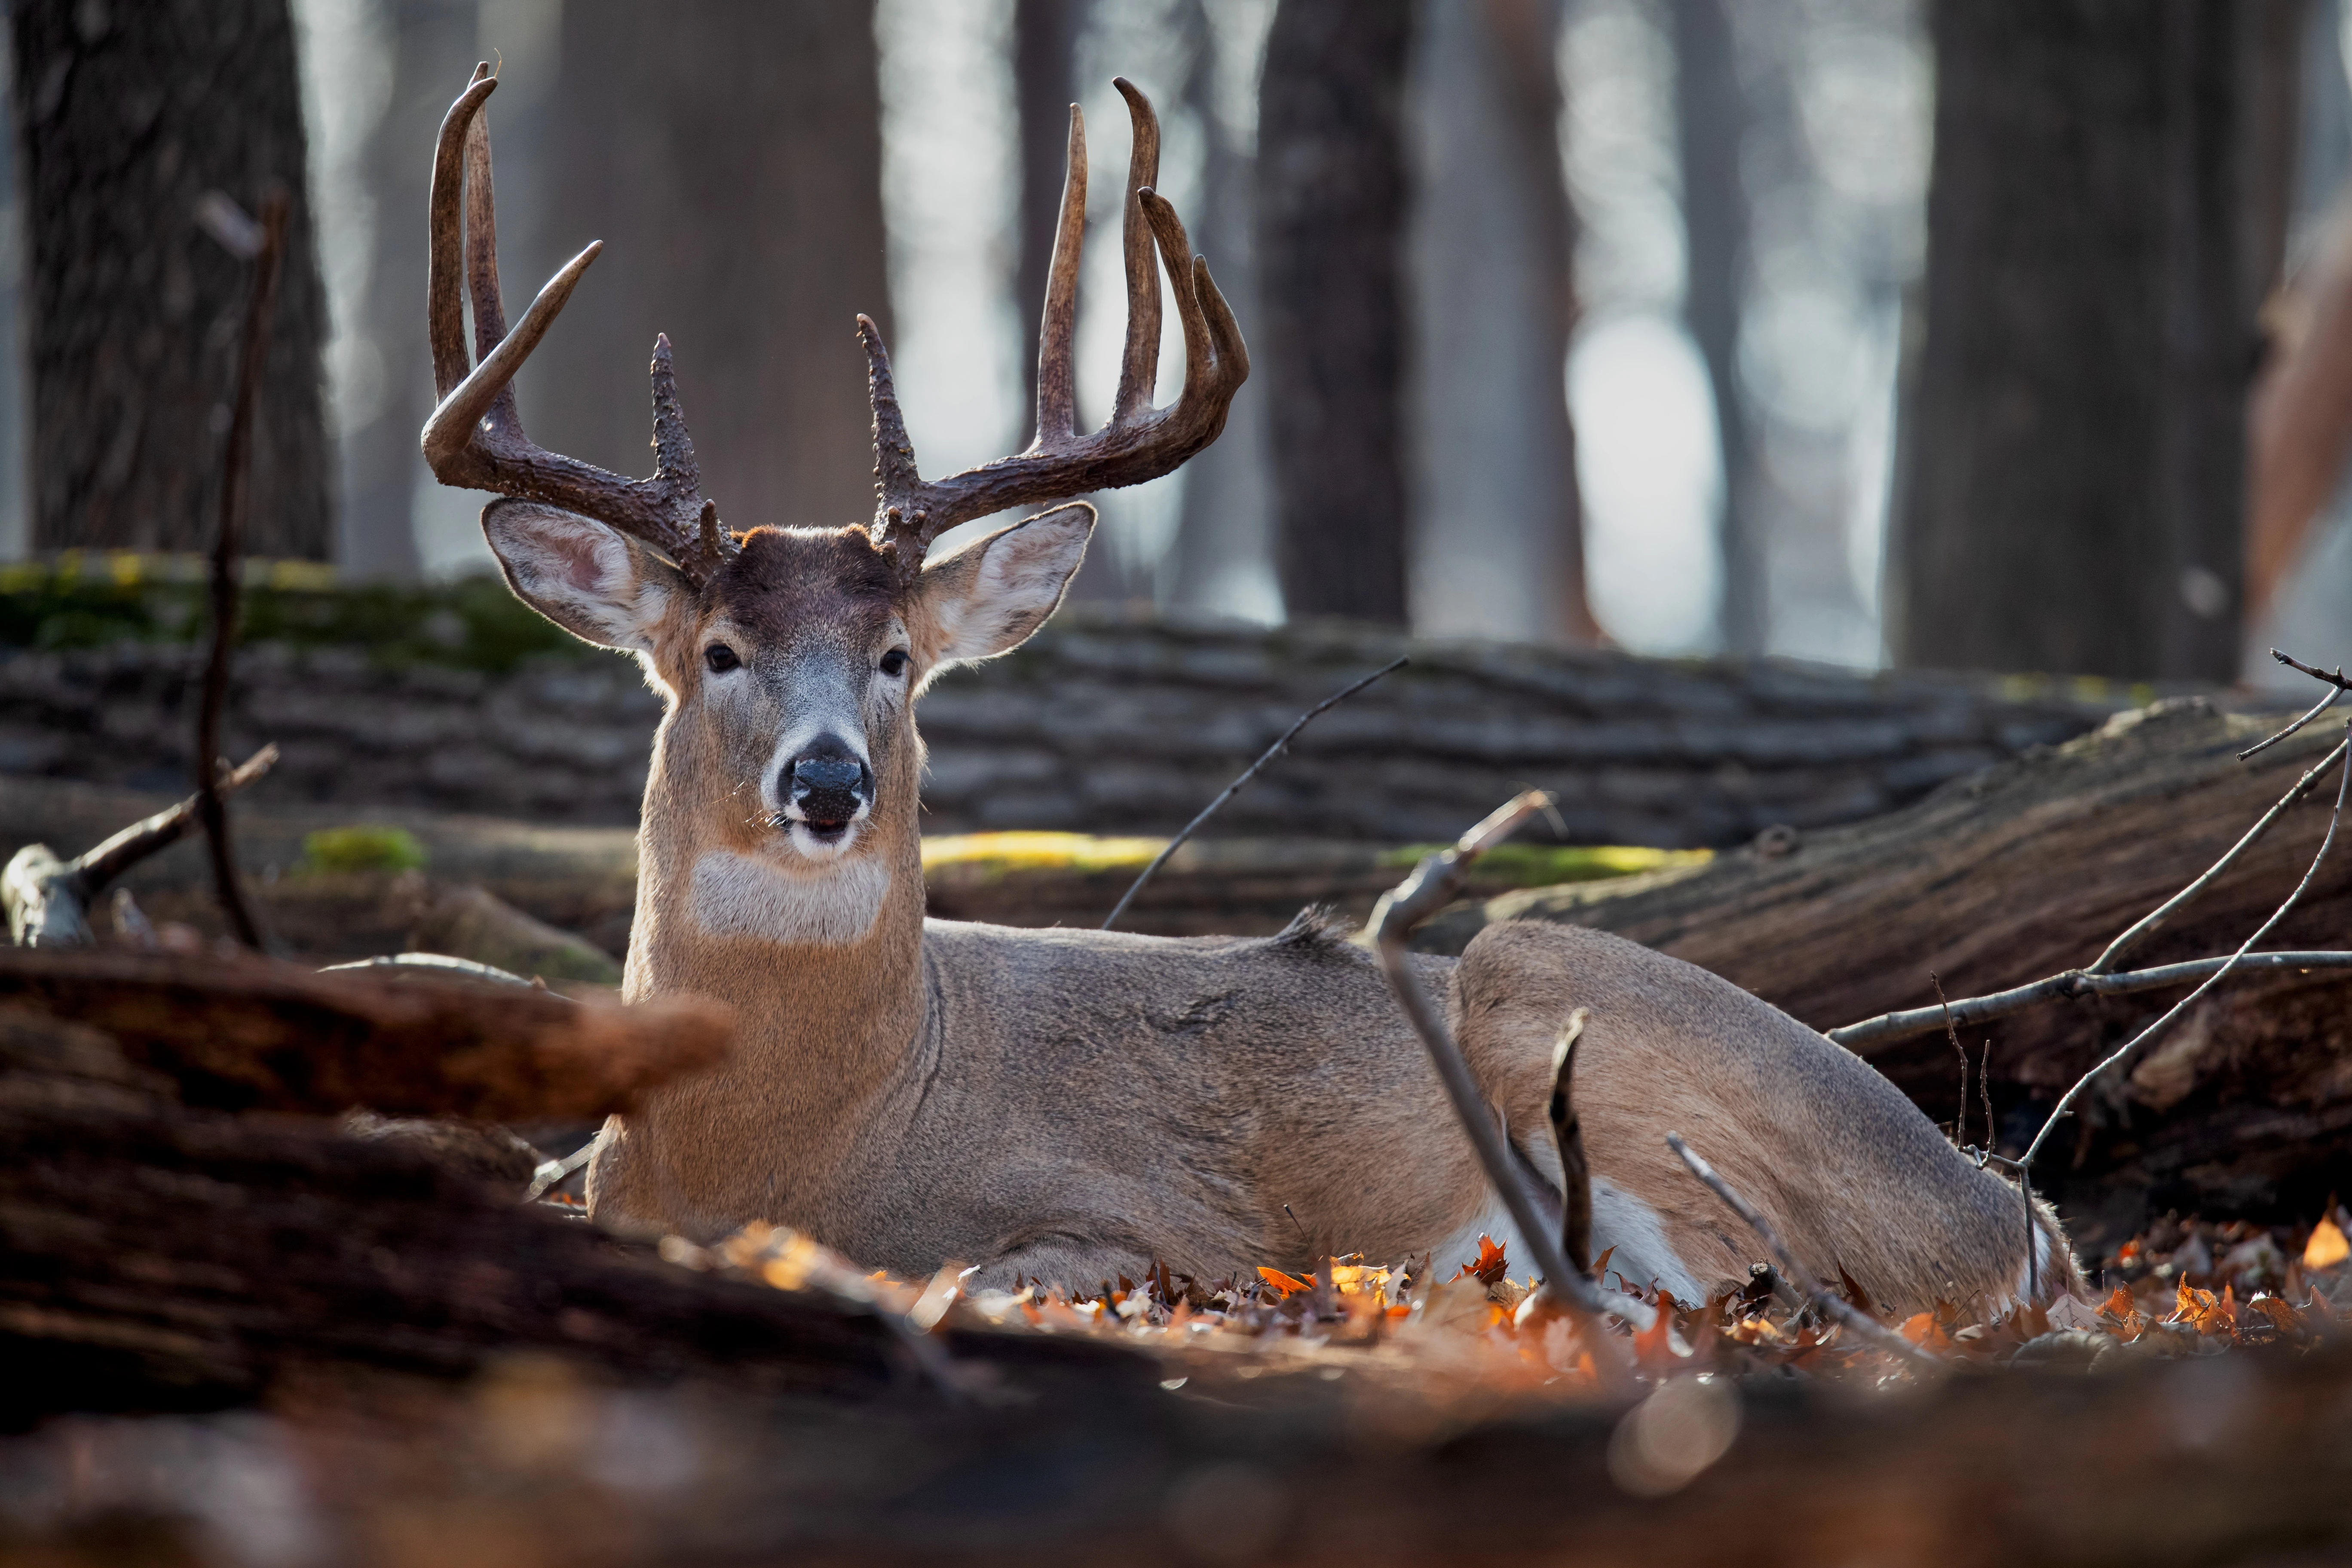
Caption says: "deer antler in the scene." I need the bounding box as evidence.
[419,66,737,585]
[864,78,1250,579]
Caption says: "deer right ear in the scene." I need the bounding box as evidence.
[482,500,686,653]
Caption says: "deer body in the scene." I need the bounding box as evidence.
[419,70,2080,1312]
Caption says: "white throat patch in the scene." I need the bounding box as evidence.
[688,849,892,947]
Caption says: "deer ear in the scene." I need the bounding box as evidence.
[482,499,686,652]
[913,502,1094,671]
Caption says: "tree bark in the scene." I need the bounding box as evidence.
[331,0,481,582]
[1014,0,1083,434]
[1671,0,1762,656]
[7,0,332,559]
[1259,0,1412,625]
[1424,699,2352,1244]
[526,1,890,536]
[1408,0,1599,646]
[1893,0,2300,682]
[1166,0,1280,621]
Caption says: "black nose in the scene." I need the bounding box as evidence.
[785,744,871,830]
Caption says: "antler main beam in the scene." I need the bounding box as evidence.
[865,78,1250,579]
[420,66,735,585]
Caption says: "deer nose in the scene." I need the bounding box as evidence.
[784,745,871,827]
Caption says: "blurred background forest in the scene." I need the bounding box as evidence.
[4,0,2352,689]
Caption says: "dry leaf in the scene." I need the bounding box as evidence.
[2305,1216,2349,1270]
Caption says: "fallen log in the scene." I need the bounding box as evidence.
[0,946,728,1121]
[1421,700,2352,1242]
[0,772,1700,948]
[0,1008,1139,1425]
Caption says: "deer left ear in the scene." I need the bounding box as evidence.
[912,502,1094,673]
[484,499,688,653]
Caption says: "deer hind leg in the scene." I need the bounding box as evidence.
[1446,939,1709,1305]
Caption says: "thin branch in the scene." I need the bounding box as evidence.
[2018,717,2352,1178]
[1102,657,1406,931]
[3,747,278,946]
[76,746,279,890]
[2088,735,2348,974]
[196,188,288,951]
[1665,1132,1939,1366]
[2272,647,2352,691]
[1366,793,1638,1387]
[1934,972,1967,1148]
[1829,949,2352,1049]
[2238,685,2340,762]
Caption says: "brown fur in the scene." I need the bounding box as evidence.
[485,502,2079,1309]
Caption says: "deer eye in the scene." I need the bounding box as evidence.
[879,649,910,678]
[704,643,740,673]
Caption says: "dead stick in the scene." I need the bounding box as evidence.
[1828,950,2352,1050]
[1665,1132,1939,1366]
[2089,733,2347,973]
[1368,792,1639,1385]
[3,746,278,946]
[2012,712,2352,1275]
[196,188,288,951]
[1102,657,1407,931]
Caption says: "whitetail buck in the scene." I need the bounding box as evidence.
[420,69,2080,1311]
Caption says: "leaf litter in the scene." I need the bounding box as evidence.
[643,1196,2352,1423]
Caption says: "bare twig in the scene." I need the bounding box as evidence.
[1829,949,2352,1050]
[2088,735,2348,974]
[1367,793,1638,1385]
[2238,685,2340,761]
[1665,1132,1939,1366]
[1934,973,1967,1148]
[1548,1008,1592,1273]
[3,747,279,946]
[196,188,289,951]
[2272,647,2352,691]
[2017,715,2352,1185]
[1102,657,1406,931]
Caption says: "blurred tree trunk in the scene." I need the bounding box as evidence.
[1166,0,1278,621]
[7,0,332,559]
[334,0,480,582]
[1672,0,1762,657]
[528,1,890,535]
[1259,0,1412,625]
[1409,0,1597,646]
[1015,0,1083,432]
[1893,0,2302,681]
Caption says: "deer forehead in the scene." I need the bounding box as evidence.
[699,527,905,649]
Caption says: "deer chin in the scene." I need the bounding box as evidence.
[688,846,891,948]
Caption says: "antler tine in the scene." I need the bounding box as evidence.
[460,66,522,436]
[419,71,732,585]
[1110,78,1163,426]
[854,79,1249,581]
[427,70,497,399]
[1033,105,1087,451]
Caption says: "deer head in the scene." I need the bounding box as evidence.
[420,68,1246,906]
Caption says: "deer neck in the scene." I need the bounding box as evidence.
[625,723,931,1119]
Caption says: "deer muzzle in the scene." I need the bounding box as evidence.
[784,747,872,842]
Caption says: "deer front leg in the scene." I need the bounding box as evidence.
[962,1236,1159,1298]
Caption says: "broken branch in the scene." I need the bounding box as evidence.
[1665,1132,1938,1365]
[2018,715,2352,1179]
[3,746,279,946]
[1827,949,2352,1050]
[196,188,289,952]
[1368,793,1636,1382]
